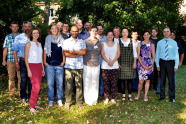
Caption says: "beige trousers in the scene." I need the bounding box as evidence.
[7,61,21,96]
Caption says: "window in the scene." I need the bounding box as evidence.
[50,9,54,17]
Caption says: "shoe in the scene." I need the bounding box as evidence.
[170,99,175,103]
[29,107,37,114]
[48,101,53,107]
[26,99,30,103]
[122,96,126,102]
[144,98,148,101]
[21,98,26,104]
[128,97,133,102]
[65,104,70,110]
[134,96,139,100]
[57,100,63,106]
[111,99,116,104]
[78,104,84,109]
[159,98,165,101]
[104,99,109,104]
[156,92,160,94]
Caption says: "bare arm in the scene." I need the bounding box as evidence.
[179,54,184,67]
[13,50,20,71]
[60,51,66,66]
[101,44,109,63]
[71,49,86,56]
[150,44,155,68]
[137,43,147,70]
[2,48,7,66]
[24,42,31,77]
[63,50,82,58]
[111,43,120,63]
[43,49,48,66]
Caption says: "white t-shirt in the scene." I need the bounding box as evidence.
[114,38,119,43]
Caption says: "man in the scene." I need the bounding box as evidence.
[63,26,86,109]
[155,27,179,103]
[2,21,21,99]
[57,21,63,33]
[96,25,107,96]
[13,21,32,103]
[62,22,70,39]
[113,26,120,43]
[84,22,91,32]
[150,27,161,91]
[75,19,89,40]
[131,30,141,92]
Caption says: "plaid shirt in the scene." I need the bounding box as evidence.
[3,33,19,62]
[63,37,86,69]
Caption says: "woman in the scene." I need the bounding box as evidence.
[44,23,65,107]
[118,28,137,102]
[135,31,155,101]
[101,31,120,104]
[83,27,101,106]
[25,28,45,113]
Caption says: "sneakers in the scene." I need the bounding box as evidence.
[48,101,53,107]
[57,100,63,106]
[104,99,109,104]
[21,98,26,104]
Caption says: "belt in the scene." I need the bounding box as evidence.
[20,58,25,61]
[160,59,174,62]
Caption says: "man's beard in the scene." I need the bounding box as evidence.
[24,29,30,34]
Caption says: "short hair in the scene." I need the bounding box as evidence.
[97,25,104,29]
[10,21,19,26]
[113,26,120,31]
[131,29,138,34]
[107,31,114,35]
[152,27,158,32]
[122,28,129,32]
[163,27,171,32]
[29,27,42,42]
[84,22,91,26]
[143,30,151,35]
[48,23,60,35]
[22,21,31,27]
[171,30,177,36]
[76,19,82,24]
[63,22,69,25]
[89,26,97,32]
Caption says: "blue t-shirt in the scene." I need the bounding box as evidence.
[46,43,63,66]
[177,42,184,55]
[77,31,89,40]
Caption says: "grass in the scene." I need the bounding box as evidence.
[0,65,185,123]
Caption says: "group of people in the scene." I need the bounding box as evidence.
[2,19,184,114]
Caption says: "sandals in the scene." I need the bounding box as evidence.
[128,97,133,102]
[65,104,70,110]
[29,107,37,114]
[104,99,109,104]
[111,99,116,104]
[122,96,126,102]
[78,104,84,109]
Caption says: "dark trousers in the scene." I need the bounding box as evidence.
[120,79,132,94]
[160,59,175,100]
[152,63,158,90]
[20,60,32,100]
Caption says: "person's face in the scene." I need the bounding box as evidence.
[57,22,63,31]
[143,32,150,40]
[85,23,91,31]
[10,24,19,33]
[113,28,120,37]
[170,33,176,40]
[163,28,170,38]
[32,30,39,40]
[76,20,83,30]
[131,32,138,40]
[97,26,104,35]
[63,24,69,32]
[70,26,79,38]
[107,32,114,41]
[50,25,58,35]
[151,29,158,37]
[122,29,128,38]
[23,23,31,34]
[89,28,97,37]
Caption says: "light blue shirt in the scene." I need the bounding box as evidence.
[96,35,107,64]
[155,38,179,68]
[13,33,29,58]
[63,37,86,69]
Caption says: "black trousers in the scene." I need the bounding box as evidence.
[152,63,158,90]
[160,59,175,100]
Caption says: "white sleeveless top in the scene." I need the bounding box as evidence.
[101,42,119,69]
[28,41,43,63]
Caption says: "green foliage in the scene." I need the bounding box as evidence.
[57,0,183,37]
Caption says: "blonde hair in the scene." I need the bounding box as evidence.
[48,23,60,35]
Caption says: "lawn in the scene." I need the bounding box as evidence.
[0,65,185,123]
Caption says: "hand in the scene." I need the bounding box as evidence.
[157,67,160,71]
[28,70,32,78]
[147,65,153,70]
[118,64,121,70]
[16,64,20,71]
[69,50,74,54]
[60,62,65,66]
[142,65,148,70]
[42,70,45,77]
[174,68,178,72]
[2,61,7,66]
[133,63,137,69]
[108,61,114,67]
[178,62,182,67]
[44,62,49,66]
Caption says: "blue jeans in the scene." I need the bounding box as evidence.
[20,60,32,100]
[45,65,64,102]
[157,72,176,93]
[99,68,104,95]
[132,67,139,90]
